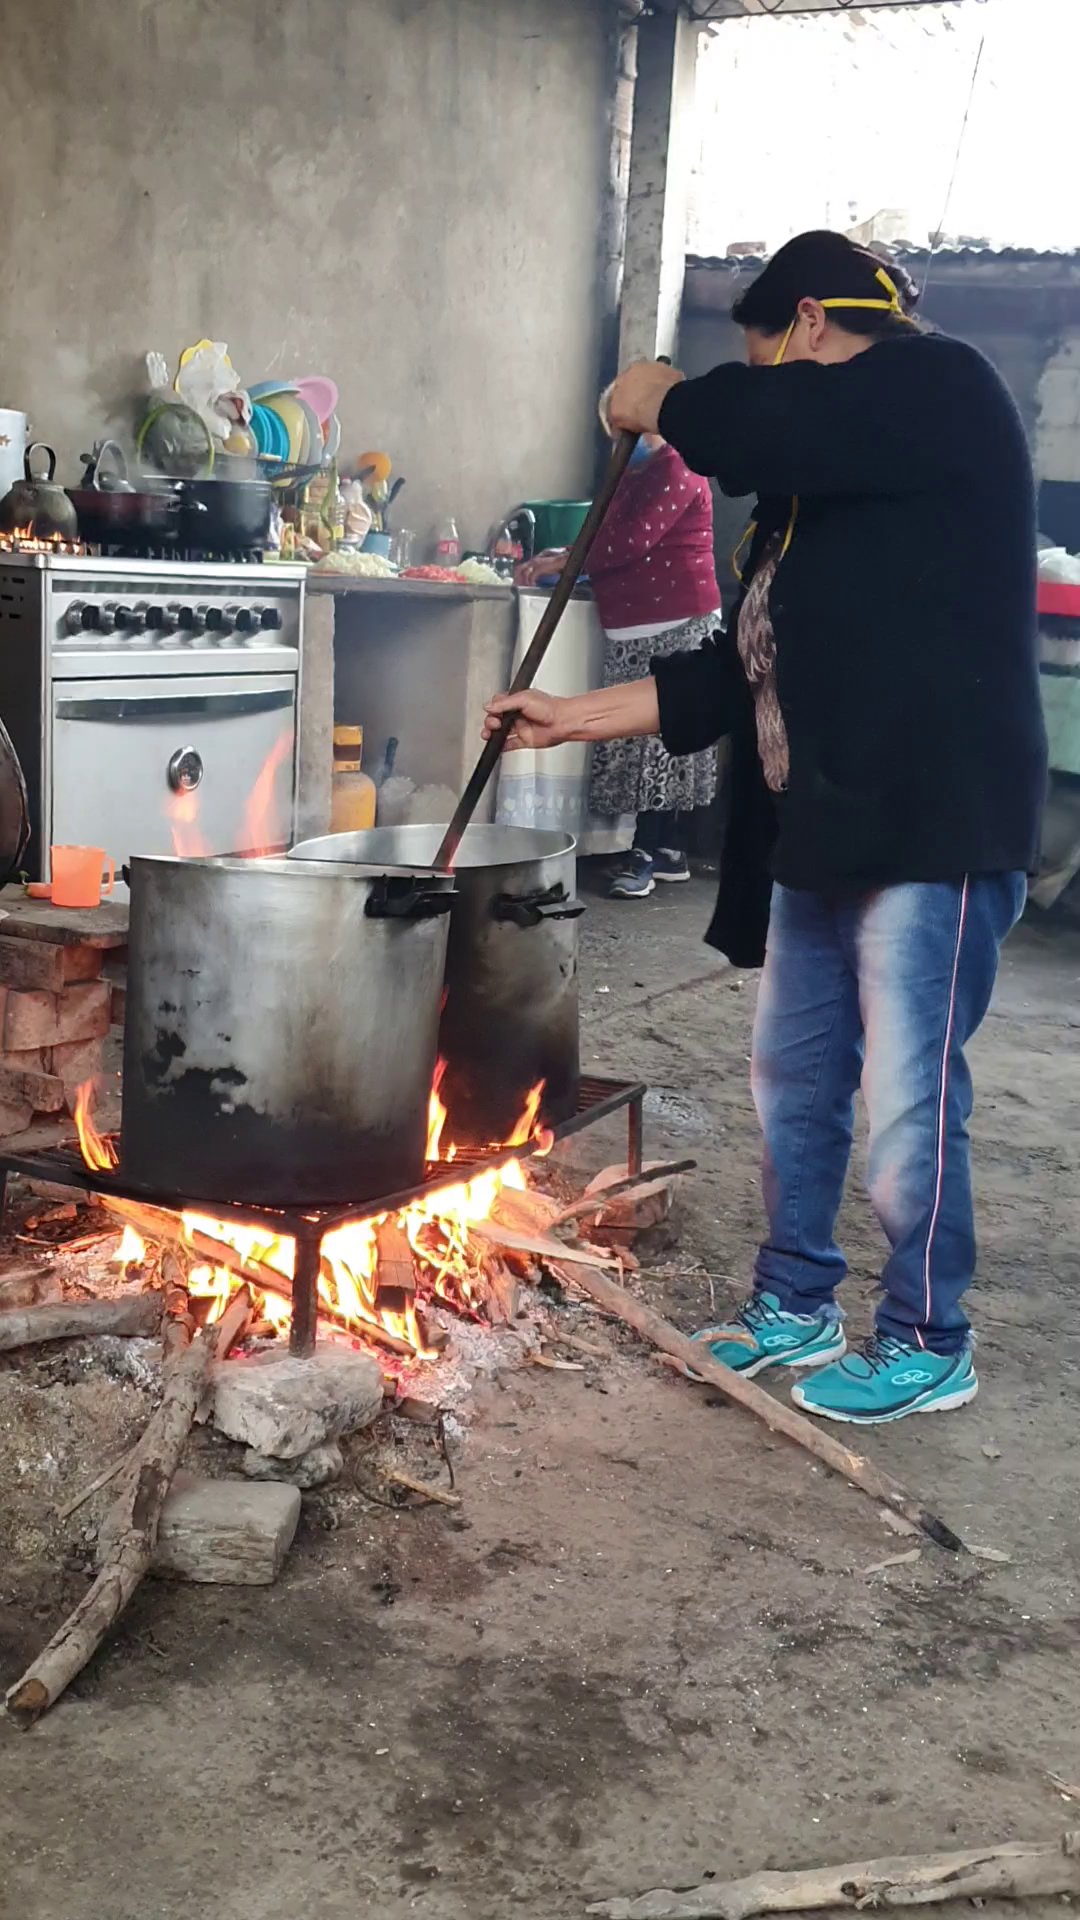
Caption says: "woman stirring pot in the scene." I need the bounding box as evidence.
[488,231,1046,1428]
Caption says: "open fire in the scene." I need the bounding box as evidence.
[0,525,85,556]
[74,1070,552,1363]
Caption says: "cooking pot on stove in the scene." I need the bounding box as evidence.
[120,853,454,1208]
[291,825,582,1146]
[179,477,273,550]
[0,443,79,542]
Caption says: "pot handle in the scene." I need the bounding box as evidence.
[365,877,454,921]
[25,442,57,482]
[91,441,129,492]
[493,882,585,929]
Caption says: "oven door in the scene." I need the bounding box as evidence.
[50,672,297,875]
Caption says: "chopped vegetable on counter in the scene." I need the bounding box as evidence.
[314,549,396,578]
[399,564,470,583]
[456,557,505,586]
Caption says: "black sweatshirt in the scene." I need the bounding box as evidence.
[653,330,1047,968]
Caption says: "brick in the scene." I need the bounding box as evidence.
[0,1065,64,1112]
[0,937,66,992]
[55,981,111,1044]
[0,1046,45,1071]
[2,980,110,1050]
[0,1097,34,1137]
[3,991,57,1049]
[61,946,104,983]
[45,1036,105,1112]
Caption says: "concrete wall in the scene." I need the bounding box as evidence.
[0,0,614,550]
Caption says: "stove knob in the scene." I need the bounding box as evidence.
[66,600,93,634]
[206,607,234,636]
[233,606,258,635]
[176,605,204,636]
[97,602,118,636]
[114,603,147,634]
[167,746,203,794]
[258,606,283,631]
[145,604,168,631]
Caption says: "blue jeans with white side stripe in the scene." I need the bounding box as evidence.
[751,876,1026,1355]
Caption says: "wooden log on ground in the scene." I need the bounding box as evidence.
[5,1319,216,1727]
[568,1265,966,1552]
[0,1291,161,1352]
[585,1831,1080,1920]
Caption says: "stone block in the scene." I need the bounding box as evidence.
[241,1441,344,1489]
[152,1472,301,1585]
[209,1345,385,1458]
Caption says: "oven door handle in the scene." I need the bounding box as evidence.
[54,689,295,722]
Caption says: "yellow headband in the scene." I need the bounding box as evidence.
[821,267,914,322]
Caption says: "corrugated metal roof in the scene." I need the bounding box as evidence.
[687,246,1080,271]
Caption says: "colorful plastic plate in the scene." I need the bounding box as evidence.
[295,376,338,425]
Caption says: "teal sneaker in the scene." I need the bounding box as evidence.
[791,1334,977,1425]
[688,1290,846,1379]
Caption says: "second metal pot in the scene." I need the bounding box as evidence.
[179,477,273,550]
[291,824,583,1146]
[120,853,454,1207]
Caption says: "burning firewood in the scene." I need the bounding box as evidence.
[5,1316,217,1726]
[373,1219,418,1297]
[549,1159,696,1229]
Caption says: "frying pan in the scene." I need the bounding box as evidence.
[67,442,181,546]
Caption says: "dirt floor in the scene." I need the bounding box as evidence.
[2,878,1079,1920]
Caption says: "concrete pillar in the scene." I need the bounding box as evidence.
[618,8,700,367]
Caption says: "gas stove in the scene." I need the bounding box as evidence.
[0,553,307,882]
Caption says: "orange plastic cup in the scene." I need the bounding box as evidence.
[50,845,115,909]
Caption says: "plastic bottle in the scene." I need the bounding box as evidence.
[432,516,462,566]
[330,725,377,831]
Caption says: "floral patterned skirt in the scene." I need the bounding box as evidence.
[588,610,722,820]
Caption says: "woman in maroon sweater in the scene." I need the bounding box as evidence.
[526,435,722,895]
[590,434,722,894]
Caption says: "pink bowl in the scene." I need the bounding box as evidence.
[295,376,339,426]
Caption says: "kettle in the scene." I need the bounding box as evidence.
[0,443,79,541]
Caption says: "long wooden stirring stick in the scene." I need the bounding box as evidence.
[433,427,640,871]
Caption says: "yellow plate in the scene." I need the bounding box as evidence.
[265,393,306,467]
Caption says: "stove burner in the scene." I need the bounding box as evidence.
[95,543,267,565]
[0,1076,645,1357]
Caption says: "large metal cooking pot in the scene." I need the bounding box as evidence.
[290,825,582,1146]
[179,477,273,550]
[120,853,454,1208]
